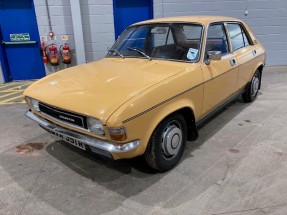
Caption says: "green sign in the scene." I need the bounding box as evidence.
[10,33,30,41]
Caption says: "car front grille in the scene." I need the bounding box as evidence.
[38,103,87,129]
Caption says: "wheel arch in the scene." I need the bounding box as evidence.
[172,107,198,141]
[147,105,198,144]
[248,63,264,91]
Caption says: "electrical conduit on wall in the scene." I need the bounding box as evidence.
[70,0,86,64]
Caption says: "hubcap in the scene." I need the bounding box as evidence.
[161,121,182,159]
[251,75,260,97]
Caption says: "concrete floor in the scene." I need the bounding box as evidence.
[0,66,287,215]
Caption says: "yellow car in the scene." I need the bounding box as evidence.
[24,16,266,171]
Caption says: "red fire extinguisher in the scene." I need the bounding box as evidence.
[40,42,48,64]
[60,43,71,64]
[46,43,59,66]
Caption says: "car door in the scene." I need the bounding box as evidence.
[201,23,239,117]
[226,22,258,91]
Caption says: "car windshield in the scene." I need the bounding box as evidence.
[106,23,203,62]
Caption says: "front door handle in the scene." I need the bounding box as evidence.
[230,59,236,66]
[252,50,257,56]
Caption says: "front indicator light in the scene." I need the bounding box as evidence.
[109,127,127,141]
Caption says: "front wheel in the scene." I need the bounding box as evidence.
[144,114,187,172]
[242,70,261,103]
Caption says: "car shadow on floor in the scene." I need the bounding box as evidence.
[45,139,165,206]
[183,97,251,157]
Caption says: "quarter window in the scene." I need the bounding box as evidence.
[206,23,229,55]
[227,23,250,51]
[242,29,250,46]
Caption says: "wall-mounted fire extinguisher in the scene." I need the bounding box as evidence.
[40,42,48,64]
[60,43,71,64]
[46,43,59,66]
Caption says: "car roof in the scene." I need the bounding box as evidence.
[132,16,241,26]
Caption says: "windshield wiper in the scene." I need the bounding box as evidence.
[108,49,124,59]
[127,47,152,60]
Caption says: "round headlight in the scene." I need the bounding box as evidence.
[27,97,40,112]
[87,117,105,135]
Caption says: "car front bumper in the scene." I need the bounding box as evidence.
[25,111,140,159]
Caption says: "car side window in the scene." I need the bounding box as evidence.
[227,23,250,51]
[205,23,229,57]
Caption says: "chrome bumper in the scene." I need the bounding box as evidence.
[25,111,140,158]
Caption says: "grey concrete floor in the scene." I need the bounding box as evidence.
[1,66,287,215]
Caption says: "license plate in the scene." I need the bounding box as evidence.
[44,127,86,150]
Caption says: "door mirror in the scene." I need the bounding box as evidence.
[208,51,222,60]
[205,51,222,65]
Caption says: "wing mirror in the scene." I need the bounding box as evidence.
[205,51,222,65]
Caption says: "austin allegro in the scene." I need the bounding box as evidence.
[24,16,266,171]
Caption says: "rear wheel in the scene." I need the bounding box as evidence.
[144,114,187,172]
[242,70,261,103]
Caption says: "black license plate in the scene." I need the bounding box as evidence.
[41,125,86,150]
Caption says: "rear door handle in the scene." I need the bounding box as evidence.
[230,59,236,66]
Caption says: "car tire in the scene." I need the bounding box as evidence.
[144,114,187,172]
[242,70,261,103]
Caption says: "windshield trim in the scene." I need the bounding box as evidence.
[105,22,205,64]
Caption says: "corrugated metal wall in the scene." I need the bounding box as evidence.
[154,0,287,66]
